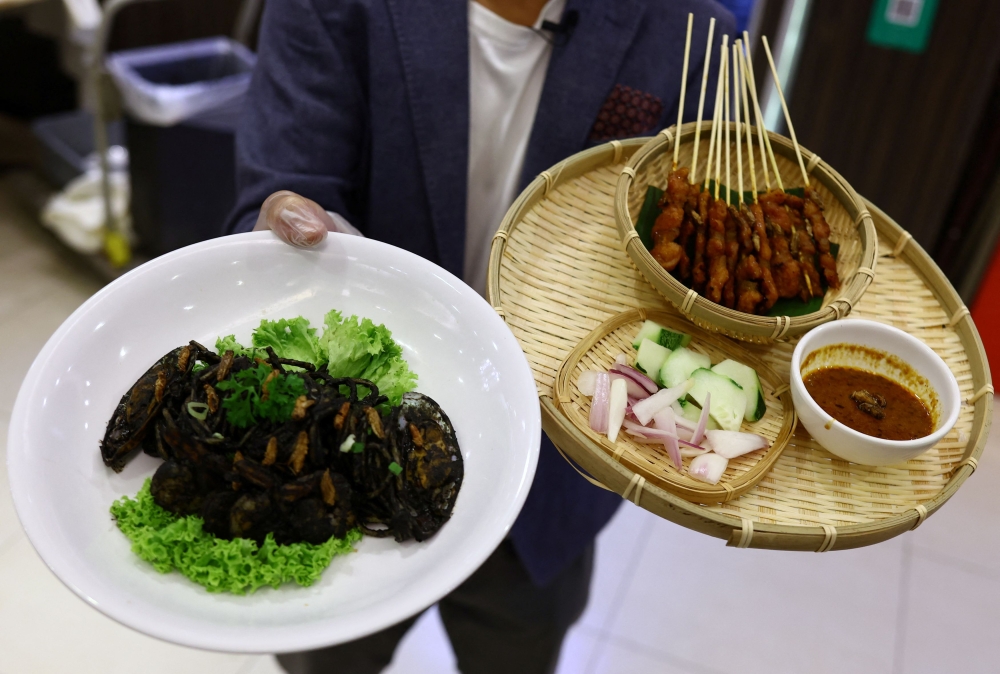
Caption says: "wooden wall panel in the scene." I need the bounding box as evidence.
[786,0,1000,249]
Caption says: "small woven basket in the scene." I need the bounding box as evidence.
[614,122,878,343]
[553,308,795,503]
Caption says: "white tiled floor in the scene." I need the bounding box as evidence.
[1,176,998,673]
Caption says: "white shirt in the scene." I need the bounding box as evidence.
[463,0,567,297]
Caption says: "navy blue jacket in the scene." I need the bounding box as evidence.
[226,0,734,586]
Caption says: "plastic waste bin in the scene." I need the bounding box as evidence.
[31,110,125,188]
[105,37,256,256]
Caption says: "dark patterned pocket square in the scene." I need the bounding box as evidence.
[589,84,664,141]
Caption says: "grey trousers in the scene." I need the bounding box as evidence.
[276,539,594,674]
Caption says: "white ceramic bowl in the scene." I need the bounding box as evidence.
[790,319,960,466]
[6,231,540,652]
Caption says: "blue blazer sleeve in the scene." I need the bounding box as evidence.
[225,0,368,234]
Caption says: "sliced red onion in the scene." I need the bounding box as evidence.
[610,364,659,395]
[689,453,729,484]
[611,372,650,400]
[622,418,711,452]
[589,372,610,434]
[703,430,769,459]
[691,392,711,446]
[631,379,694,426]
[652,408,682,469]
[578,370,600,396]
[607,378,629,443]
[680,446,709,458]
[623,421,708,452]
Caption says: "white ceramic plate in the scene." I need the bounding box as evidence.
[6,232,540,653]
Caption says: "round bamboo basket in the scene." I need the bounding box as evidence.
[614,123,879,343]
[554,308,795,503]
[487,138,993,551]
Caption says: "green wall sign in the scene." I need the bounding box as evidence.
[867,0,939,53]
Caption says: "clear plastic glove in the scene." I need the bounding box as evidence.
[253,190,361,247]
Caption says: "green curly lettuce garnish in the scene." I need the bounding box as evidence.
[214,333,256,359]
[320,310,417,406]
[110,480,360,594]
[214,311,416,408]
[251,316,324,366]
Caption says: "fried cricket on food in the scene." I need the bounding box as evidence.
[722,206,740,308]
[705,195,729,304]
[733,206,764,313]
[783,193,822,300]
[760,190,803,299]
[748,202,778,311]
[804,187,840,289]
[677,186,700,280]
[650,168,692,271]
[691,189,710,292]
[646,178,839,315]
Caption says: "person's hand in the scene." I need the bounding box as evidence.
[253,190,361,247]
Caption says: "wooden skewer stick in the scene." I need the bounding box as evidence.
[716,45,727,200]
[724,46,731,205]
[737,42,758,201]
[704,35,727,192]
[742,31,781,192]
[707,68,721,196]
[690,17,715,185]
[761,35,809,187]
[734,41,743,203]
[673,13,695,169]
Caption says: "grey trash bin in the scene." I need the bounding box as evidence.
[105,37,256,256]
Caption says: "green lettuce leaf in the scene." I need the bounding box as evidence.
[110,480,360,594]
[320,310,417,406]
[251,317,325,365]
[214,334,255,358]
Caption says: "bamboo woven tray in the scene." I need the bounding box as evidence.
[487,138,993,551]
[614,123,878,343]
[554,308,795,503]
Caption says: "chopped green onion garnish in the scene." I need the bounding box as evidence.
[352,442,365,453]
[339,433,356,453]
[388,461,403,476]
[186,402,209,420]
[211,432,224,440]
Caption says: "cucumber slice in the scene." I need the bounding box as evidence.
[673,400,720,430]
[711,359,766,422]
[635,339,671,376]
[658,347,711,388]
[631,320,692,350]
[688,368,747,432]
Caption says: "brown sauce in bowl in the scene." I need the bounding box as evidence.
[802,367,933,440]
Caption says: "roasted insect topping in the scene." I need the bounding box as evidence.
[851,389,887,419]
[101,344,463,546]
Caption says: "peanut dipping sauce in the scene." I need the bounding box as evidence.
[802,367,933,441]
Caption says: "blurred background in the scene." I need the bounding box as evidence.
[1,0,999,672]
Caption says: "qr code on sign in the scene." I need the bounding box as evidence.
[886,0,923,27]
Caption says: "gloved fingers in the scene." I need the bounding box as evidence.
[254,190,331,248]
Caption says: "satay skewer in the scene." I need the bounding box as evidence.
[761,35,809,187]
[733,42,743,202]
[741,33,782,192]
[690,17,715,185]
[705,35,727,194]
[672,13,695,169]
